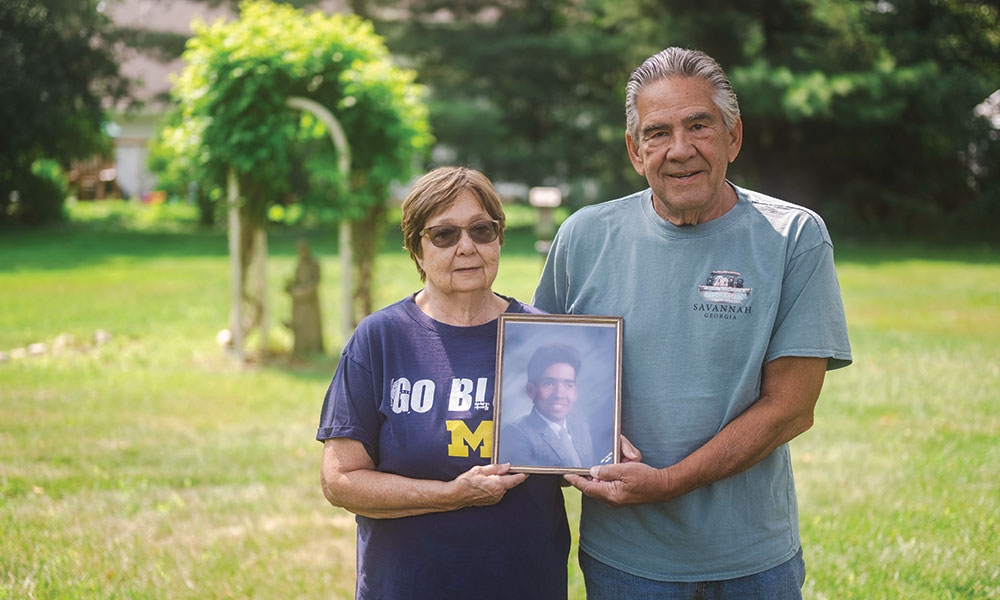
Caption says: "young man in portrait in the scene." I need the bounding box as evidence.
[500,342,595,469]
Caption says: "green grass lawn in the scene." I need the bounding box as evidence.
[1,201,998,599]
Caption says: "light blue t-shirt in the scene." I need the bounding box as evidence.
[532,185,852,582]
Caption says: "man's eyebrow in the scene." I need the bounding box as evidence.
[641,111,716,137]
[683,111,715,124]
[641,123,670,137]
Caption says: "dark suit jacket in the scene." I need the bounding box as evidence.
[500,409,594,468]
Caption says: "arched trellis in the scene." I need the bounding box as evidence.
[226,96,353,361]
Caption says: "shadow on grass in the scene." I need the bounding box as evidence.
[834,239,1000,265]
[3,210,994,285]
[0,217,547,273]
[263,357,339,388]
[0,221,347,273]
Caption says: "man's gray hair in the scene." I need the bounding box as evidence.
[625,47,741,143]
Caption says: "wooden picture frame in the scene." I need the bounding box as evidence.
[492,314,623,474]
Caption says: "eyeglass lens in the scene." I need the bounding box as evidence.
[424,221,499,248]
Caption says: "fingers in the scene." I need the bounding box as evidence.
[562,462,624,494]
[563,463,654,507]
[563,471,617,504]
[620,435,642,463]
[501,472,529,489]
[454,463,529,508]
[472,463,528,487]
[475,462,512,476]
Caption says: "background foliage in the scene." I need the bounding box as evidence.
[153,0,432,320]
[365,0,1000,236]
[160,0,431,224]
[369,0,638,209]
[3,0,998,240]
[0,0,129,225]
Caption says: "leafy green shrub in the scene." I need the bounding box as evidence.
[0,159,68,226]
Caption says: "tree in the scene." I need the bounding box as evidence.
[0,0,130,225]
[365,0,999,238]
[369,0,636,207]
[718,0,1000,236]
[156,0,431,348]
[576,0,1000,236]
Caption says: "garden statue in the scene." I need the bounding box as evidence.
[285,239,324,357]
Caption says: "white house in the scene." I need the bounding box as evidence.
[103,0,344,199]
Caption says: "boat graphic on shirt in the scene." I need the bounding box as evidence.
[697,270,752,305]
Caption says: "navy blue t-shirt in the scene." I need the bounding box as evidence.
[317,294,569,600]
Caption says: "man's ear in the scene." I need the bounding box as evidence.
[625,132,645,176]
[526,382,537,401]
[727,116,743,163]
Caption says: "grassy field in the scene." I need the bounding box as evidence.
[1,200,998,599]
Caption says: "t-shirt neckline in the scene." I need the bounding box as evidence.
[640,183,749,238]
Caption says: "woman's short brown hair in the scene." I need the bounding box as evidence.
[401,166,506,282]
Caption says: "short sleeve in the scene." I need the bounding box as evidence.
[315,335,382,462]
[767,234,852,370]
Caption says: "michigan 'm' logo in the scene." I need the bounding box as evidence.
[446,420,492,458]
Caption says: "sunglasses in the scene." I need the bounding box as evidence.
[420,220,501,248]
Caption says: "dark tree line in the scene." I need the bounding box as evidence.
[0,0,130,224]
[4,0,999,239]
[365,0,1000,238]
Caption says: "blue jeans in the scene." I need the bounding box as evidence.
[579,547,806,600]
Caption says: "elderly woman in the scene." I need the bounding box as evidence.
[316,166,569,599]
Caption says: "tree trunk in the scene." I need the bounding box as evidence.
[351,199,386,323]
[236,186,270,353]
[238,207,262,336]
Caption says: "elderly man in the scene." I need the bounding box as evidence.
[533,47,852,599]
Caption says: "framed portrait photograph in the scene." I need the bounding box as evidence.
[492,314,623,474]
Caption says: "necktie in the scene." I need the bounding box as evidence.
[558,426,583,467]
